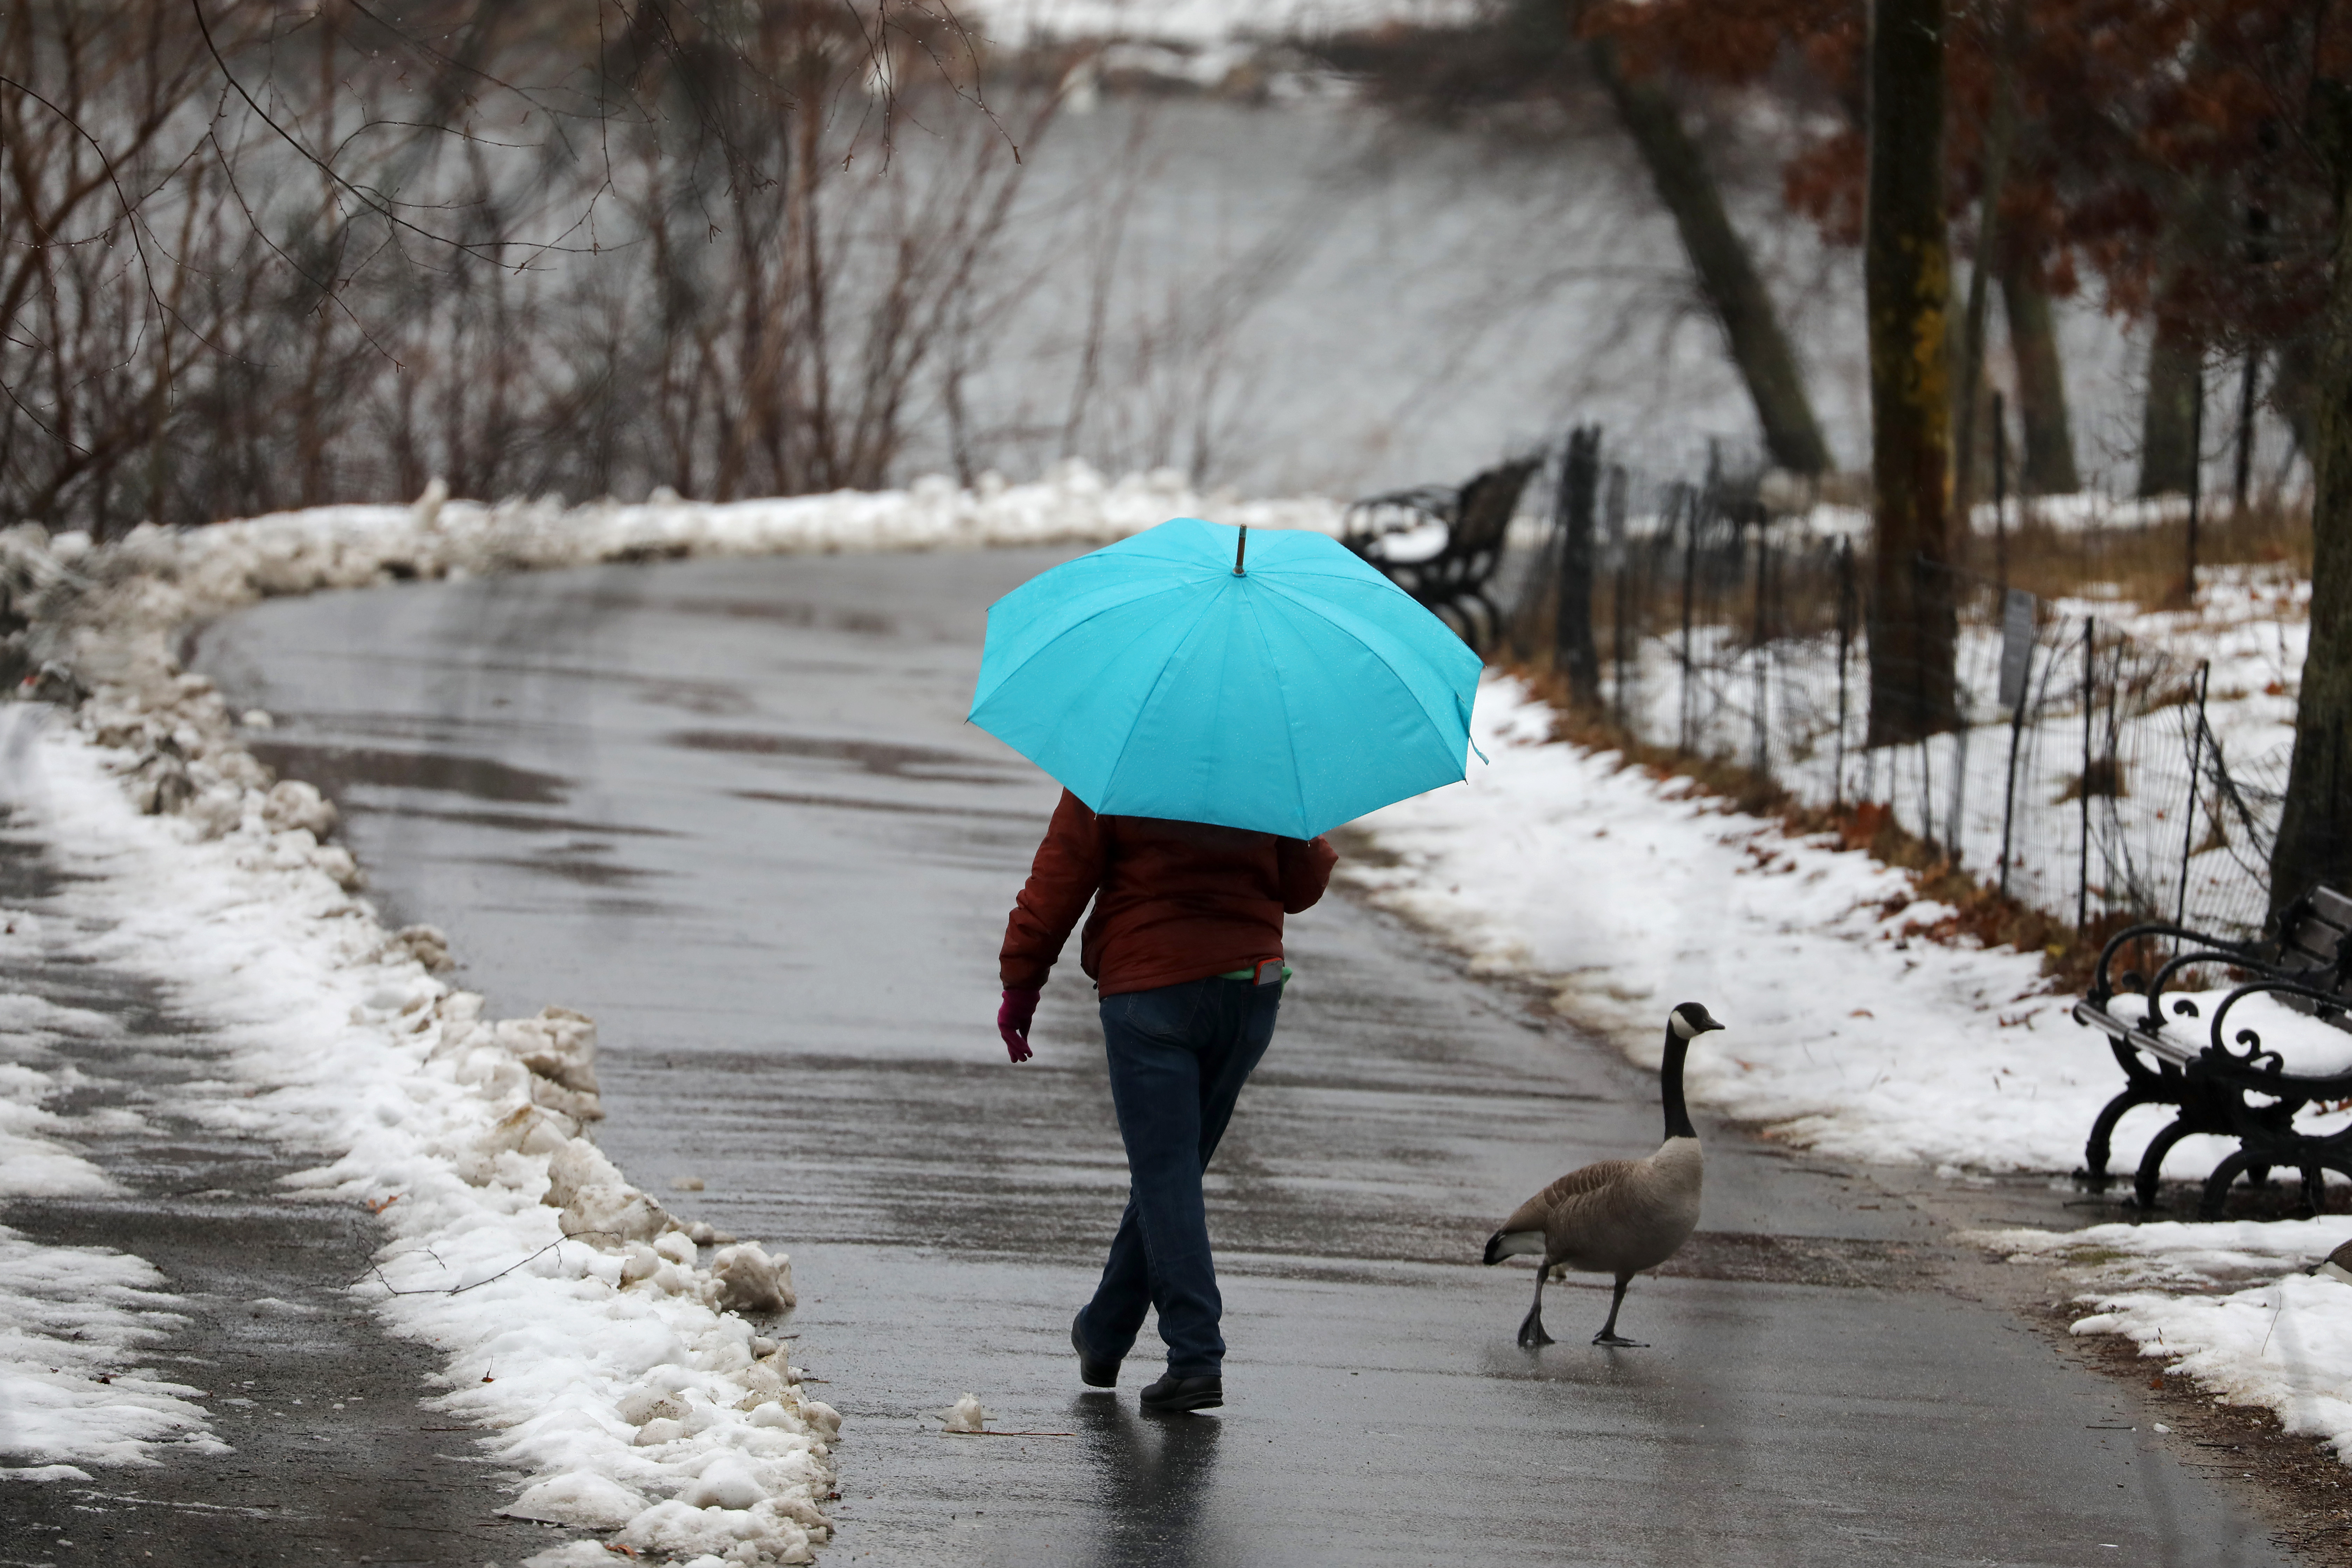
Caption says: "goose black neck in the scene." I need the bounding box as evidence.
[1661,1027,1697,1141]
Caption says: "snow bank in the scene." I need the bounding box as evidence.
[29,462,1336,671]
[5,713,839,1560]
[1976,1219,2352,1457]
[1350,674,2147,1173]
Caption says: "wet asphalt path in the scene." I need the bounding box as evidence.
[188,549,2287,1567]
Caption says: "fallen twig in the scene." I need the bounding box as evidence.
[353,1231,622,1296]
[942,1429,1072,1438]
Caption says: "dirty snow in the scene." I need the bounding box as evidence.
[1976,1219,2352,1460]
[939,1394,991,1434]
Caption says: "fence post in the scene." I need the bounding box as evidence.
[1678,488,1696,755]
[1997,595,2035,895]
[2233,352,2259,511]
[2078,616,2095,933]
[1945,709,1968,866]
[1834,537,1853,808]
[1609,465,1630,727]
[1751,526,1770,778]
[2185,376,2204,602]
[2177,659,2210,926]
[1991,390,2009,595]
[1555,426,1603,704]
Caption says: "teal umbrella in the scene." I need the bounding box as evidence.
[968,517,1484,839]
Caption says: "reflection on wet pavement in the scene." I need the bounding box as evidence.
[191,549,2290,1568]
[246,739,569,804]
[367,802,683,837]
[666,729,1029,784]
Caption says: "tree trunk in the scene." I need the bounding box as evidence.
[1587,37,1830,476]
[1555,425,1603,704]
[1863,0,1959,746]
[2270,82,2352,920]
[2001,266,2081,493]
[2138,307,2204,497]
[1951,29,2016,524]
[2273,333,2319,466]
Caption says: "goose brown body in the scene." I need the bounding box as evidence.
[1483,1003,1721,1348]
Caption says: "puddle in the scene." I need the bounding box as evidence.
[653,598,898,637]
[367,803,681,838]
[731,789,1043,822]
[665,730,1022,784]
[1657,1230,1940,1290]
[632,679,758,718]
[246,741,569,805]
[486,853,669,888]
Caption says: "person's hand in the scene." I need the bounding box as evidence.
[998,987,1041,1063]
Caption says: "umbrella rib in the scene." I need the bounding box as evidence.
[1101,583,1233,803]
[974,577,1208,715]
[1253,575,1469,740]
[1236,588,1311,834]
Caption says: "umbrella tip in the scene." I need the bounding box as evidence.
[1234,524,1247,576]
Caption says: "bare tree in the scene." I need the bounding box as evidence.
[1,0,1062,534]
[2272,79,2352,919]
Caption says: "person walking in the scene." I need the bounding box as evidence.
[997,788,1337,1413]
[966,518,1481,1408]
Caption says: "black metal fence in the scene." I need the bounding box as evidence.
[1508,430,2284,939]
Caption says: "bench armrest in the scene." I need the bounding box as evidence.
[2204,977,2352,1080]
[2084,920,2260,1009]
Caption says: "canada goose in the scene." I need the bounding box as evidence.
[1483,1001,1723,1348]
[2311,1240,2352,1283]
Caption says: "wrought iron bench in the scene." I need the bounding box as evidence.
[1342,458,1539,651]
[2074,884,2352,1216]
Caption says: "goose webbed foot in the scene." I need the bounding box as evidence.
[1591,1275,1642,1349]
[1517,1264,1555,1348]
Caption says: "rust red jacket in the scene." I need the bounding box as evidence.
[1000,790,1338,997]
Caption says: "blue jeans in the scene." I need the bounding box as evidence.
[1074,975,1281,1379]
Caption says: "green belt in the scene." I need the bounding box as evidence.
[1217,962,1292,984]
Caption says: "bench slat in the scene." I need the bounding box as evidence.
[2286,911,2345,967]
[2072,1000,2200,1066]
[2312,885,2352,930]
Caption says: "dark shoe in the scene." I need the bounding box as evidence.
[1072,1315,1119,1388]
[1139,1372,1222,1413]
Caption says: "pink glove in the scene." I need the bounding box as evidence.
[998,988,1041,1063]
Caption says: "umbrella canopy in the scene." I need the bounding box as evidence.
[968,517,1484,839]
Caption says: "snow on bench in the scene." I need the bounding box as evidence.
[2074,885,2352,1217]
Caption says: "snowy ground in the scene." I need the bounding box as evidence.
[1345,650,2328,1174]
[0,941,224,1479]
[1975,1220,2352,1464]
[1351,673,2108,1172]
